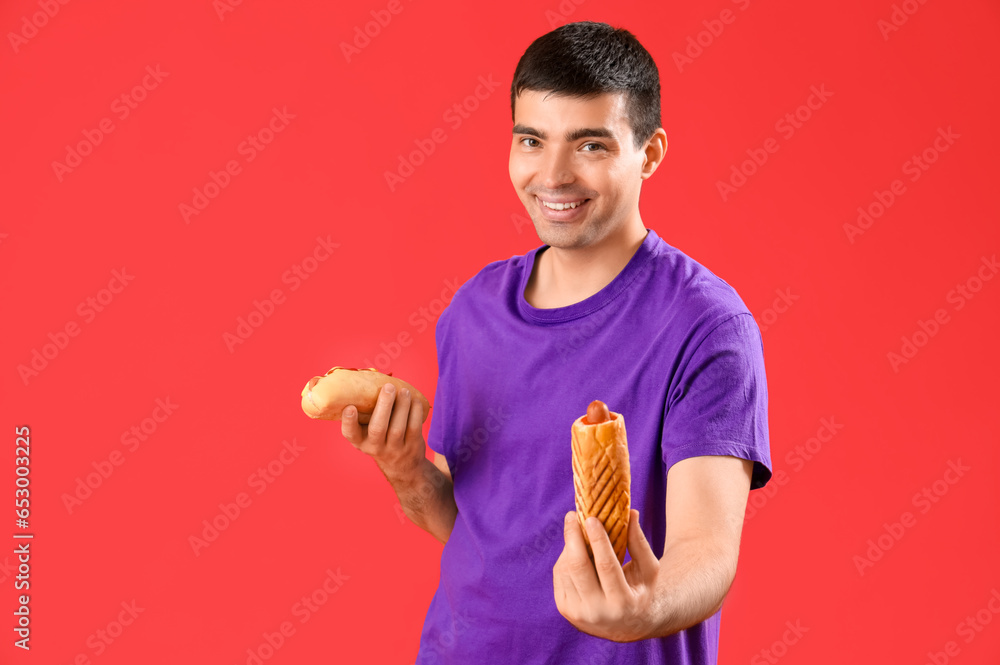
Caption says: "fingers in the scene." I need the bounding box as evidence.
[342,383,396,449]
[585,516,628,602]
[560,511,601,598]
[341,383,422,454]
[406,393,425,443]
[365,383,398,444]
[386,386,412,445]
[341,405,363,445]
[553,551,582,610]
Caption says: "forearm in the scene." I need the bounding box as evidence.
[646,538,737,639]
[377,456,457,545]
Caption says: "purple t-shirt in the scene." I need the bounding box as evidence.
[418,227,771,664]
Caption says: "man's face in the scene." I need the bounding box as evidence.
[509,90,649,250]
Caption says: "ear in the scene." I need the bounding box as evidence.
[640,128,668,180]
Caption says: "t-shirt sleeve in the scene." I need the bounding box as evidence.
[661,312,772,489]
[426,398,445,455]
[426,381,447,458]
[425,306,453,459]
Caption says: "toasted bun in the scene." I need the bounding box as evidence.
[301,366,430,424]
[571,404,631,565]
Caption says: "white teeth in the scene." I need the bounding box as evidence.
[540,199,585,210]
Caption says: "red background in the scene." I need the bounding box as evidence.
[3,0,999,663]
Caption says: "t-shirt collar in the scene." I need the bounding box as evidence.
[517,227,660,324]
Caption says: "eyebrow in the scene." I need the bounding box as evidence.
[512,124,617,142]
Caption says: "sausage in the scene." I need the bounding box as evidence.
[585,399,611,425]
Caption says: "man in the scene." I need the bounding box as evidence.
[341,21,772,665]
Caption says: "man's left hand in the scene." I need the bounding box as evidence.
[553,509,662,642]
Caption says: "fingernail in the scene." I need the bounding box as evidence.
[344,406,354,418]
[384,384,395,395]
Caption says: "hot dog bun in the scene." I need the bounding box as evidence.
[571,399,631,565]
[300,366,430,424]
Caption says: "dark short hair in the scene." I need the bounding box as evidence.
[510,21,661,151]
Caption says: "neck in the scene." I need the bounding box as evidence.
[527,219,648,309]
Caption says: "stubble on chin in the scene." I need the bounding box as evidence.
[523,195,600,249]
[534,225,594,251]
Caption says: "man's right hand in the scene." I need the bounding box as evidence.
[341,382,426,480]
[343,381,456,544]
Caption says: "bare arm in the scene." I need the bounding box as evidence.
[341,383,457,544]
[433,451,452,482]
[551,454,753,642]
[648,455,752,637]
[385,454,457,545]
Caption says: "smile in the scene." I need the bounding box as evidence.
[538,198,589,210]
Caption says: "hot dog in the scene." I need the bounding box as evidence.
[300,366,430,424]
[571,399,631,565]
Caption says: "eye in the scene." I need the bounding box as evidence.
[519,137,540,148]
[582,142,606,152]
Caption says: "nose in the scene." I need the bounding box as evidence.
[539,147,575,190]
